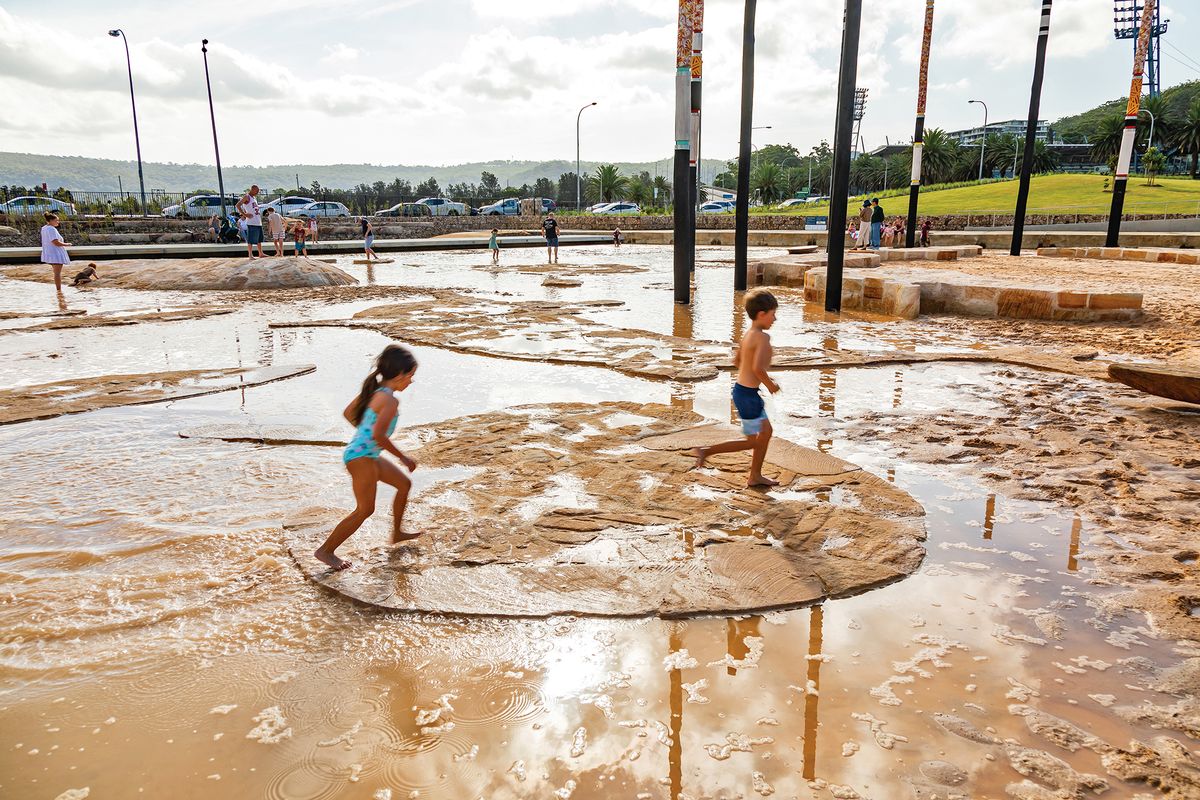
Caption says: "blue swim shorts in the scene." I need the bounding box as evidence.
[246,224,263,245]
[546,236,559,247]
[365,234,374,248]
[732,382,768,436]
[295,240,306,253]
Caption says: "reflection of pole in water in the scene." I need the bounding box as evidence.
[886,467,895,483]
[817,344,836,455]
[672,304,696,411]
[257,327,275,366]
[983,494,996,540]
[892,369,903,409]
[668,622,684,799]
[725,616,762,676]
[802,604,824,780]
[365,260,376,286]
[1067,516,1082,572]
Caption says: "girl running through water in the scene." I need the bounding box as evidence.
[315,345,420,571]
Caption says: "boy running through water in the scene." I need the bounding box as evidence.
[693,288,781,488]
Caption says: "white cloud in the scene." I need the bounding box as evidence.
[320,44,360,64]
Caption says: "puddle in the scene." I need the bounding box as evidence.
[0,246,1192,799]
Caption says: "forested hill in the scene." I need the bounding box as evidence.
[1053,80,1200,144]
[0,152,722,194]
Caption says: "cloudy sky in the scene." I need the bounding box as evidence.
[1,0,1195,169]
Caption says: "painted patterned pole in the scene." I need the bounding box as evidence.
[673,0,695,303]
[1106,0,1156,247]
[734,0,757,291]
[689,1,705,261]
[905,0,935,249]
[1009,0,1053,256]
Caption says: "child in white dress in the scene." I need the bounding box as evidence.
[40,212,71,291]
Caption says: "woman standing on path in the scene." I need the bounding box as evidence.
[40,212,71,292]
[361,218,379,262]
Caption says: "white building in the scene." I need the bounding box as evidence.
[948,119,1058,146]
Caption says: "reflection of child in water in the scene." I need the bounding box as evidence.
[314,345,420,572]
[71,263,99,286]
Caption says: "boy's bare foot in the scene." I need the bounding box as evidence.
[392,530,422,545]
[747,475,780,488]
[691,447,708,469]
[314,548,351,571]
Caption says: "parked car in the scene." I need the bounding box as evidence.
[261,196,316,217]
[292,201,351,218]
[586,202,612,212]
[0,195,77,217]
[375,202,433,218]
[537,198,557,213]
[804,195,830,203]
[415,197,466,216]
[161,195,238,218]
[699,201,734,213]
[478,198,521,216]
[592,202,641,215]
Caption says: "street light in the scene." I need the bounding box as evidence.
[1139,107,1156,154]
[576,101,597,210]
[200,40,228,220]
[968,99,988,182]
[108,29,146,217]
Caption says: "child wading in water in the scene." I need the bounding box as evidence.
[488,228,500,264]
[693,289,780,488]
[40,212,71,292]
[315,345,420,571]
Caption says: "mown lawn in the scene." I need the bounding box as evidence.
[760,173,1200,218]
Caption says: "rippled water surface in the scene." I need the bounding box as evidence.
[0,245,1184,799]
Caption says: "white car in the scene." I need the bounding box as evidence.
[162,195,238,218]
[699,201,733,213]
[0,195,76,217]
[592,202,641,215]
[415,197,466,216]
[587,202,612,212]
[261,196,316,217]
[292,201,351,218]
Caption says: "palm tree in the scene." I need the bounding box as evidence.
[593,164,628,203]
[1172,99,1200,178]
[1139,94,1174,151]
[652,175,673,204]
[626,180,649,207]
[919,128,959,184]
[751,162,784,204]
[1090,114,1125,161]
[1030,139,1059,174]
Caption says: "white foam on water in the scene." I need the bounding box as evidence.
[209,704,237,715]
[570,726,588,757]
[682,679,710,704]
[663,649,698,671]
[596,444,649,456]
[246,706,292,744]
[601,412,657,429]
[54,790,89,800]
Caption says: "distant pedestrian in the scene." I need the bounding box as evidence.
[207,213,220,242]
[308,216,320,244]
[870,198,884,249]
[920,218,932,248]
[613,227,622,247]
[266,208,286,256]
[543,212,560,264]
[292,220,309,256]
[236,185,264,258]
[361,218,378,262]
[488,228,500,264]
[854,201,871,250]
[894,217,906,248]
[40,212,71,292]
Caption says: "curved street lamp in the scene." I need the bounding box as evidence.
[968,99,988,182]
[576,102,597,210]
[108,29,147,216]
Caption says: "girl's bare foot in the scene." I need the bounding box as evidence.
[692,447,708,469]
[747,475,780,488]
[392,530,422,545]
[314,548,351,571]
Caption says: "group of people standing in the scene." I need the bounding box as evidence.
[848,198,932,251]
[228,185,320,259]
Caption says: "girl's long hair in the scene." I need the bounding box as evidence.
[350,345,417,425]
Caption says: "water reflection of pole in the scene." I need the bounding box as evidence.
[982,494,996,540]
[1067,516,1082,571]
[817,336,839,456]
[725,616,762,677]
[892,369,902,409]
[672,304,695,411]
[802,604,824,780]
[668,622,684,800]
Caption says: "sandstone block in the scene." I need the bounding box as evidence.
[863,277,885,300]
[1055,291,1088,309]
[1088,292,1142,310]
[997,288,1055,319]
[894,284,921,319]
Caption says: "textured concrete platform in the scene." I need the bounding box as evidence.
[751,246,982,289]
[1037,246,1200,264]
[803,265,1143,322]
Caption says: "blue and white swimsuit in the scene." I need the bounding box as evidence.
[343,388,398,464]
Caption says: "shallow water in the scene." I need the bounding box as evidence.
[0,245,1187,799]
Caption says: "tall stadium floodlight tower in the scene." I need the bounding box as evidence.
[852,88,869,157]
[1113,1,1169,97]
[906,0,935,248]
[1107,0,1157,247]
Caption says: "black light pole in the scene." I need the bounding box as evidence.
[108,29,146,217]
[733,0,757,292]
[1010,0,1052,256]
[201,39,228,220]
[826,0,863,314]
[576,102,597,211]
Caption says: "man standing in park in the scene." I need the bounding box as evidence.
[236,185,265,259]
[870,198,884,250]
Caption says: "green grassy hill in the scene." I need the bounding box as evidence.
[768,174,1200,218]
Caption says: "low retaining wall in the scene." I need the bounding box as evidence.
[1037,246,1200,264]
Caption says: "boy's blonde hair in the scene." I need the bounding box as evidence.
[744,288,778,320]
